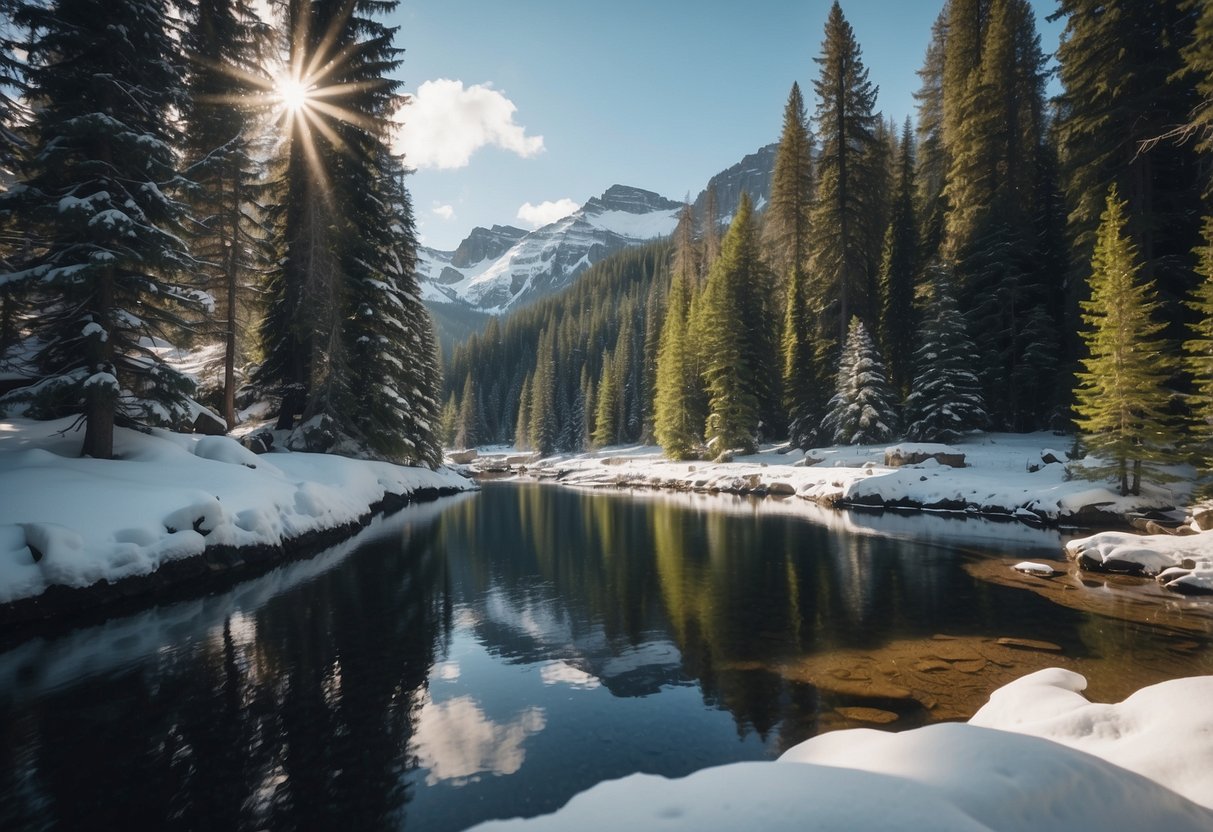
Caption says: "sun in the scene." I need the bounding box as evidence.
[276,75,313,113]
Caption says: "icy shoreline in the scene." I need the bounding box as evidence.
[0,418,475,624]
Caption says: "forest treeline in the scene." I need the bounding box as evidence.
[0,0,443,466]
[445,0,1213,496]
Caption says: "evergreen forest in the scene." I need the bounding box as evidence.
[445,0,1213,497]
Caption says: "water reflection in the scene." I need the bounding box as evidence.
[0,483,1208,832]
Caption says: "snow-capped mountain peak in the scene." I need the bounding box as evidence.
[418,185,682,313]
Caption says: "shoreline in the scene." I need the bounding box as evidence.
[0,483,470,631]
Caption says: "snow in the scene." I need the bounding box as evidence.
[500,433,1188,525]
[471,669,1213,831]
[1066,528,1213,591]
[1012,561,1057,575]
[0,417,472,604]
[584,207,679,239]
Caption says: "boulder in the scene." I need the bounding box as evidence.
[191,406,227,436]
[240,429,273,455]
[448,449,478,464]
[1192,507,1213,531]
[884,446,965,468]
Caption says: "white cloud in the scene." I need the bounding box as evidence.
[516,198,580,229]
[432,203,455,221]
[396,79,544,170]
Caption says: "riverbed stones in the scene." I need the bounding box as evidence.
[996,637,1063,652]
[835,707,899,724]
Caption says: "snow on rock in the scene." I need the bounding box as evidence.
[1065,529,1212,576]
[969,668,1213,810]
[0,417,472,605]
[1012,561,1059,576]
[471,670,1213,831]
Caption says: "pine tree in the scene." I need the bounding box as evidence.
[905,266,987,443]
[529,326,557,455]
[514,372,532,450]
[699,185,720,279]
[593,351,618,448]
[820,317,898,445]
[439,392,458,448]
[764,82,815,287]
[700,194,764,456]
[879,118,918,397]
[915,8,949,266]
[1073,187,1177,496]
[1054,0,1201,350]
[455,374,480,450]
[654,205,703,459]
[765,81,822,447]
[1177,0,1213,176]
[0,0,204,458]
[1185,217,1213,471]
[809,1,881,352]
[180,0,270,429]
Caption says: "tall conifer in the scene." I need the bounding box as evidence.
[1073,187,1177,496]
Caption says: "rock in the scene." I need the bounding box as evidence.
[835,707,899,724]
[996,637,1063,653]
[505,454,535,465]
[1040,450,1064,465]
[448,449,478,464]
[884,448,965,468]
[240,430,273,455]
[767,481,796,496]
[1013,561,1062,577]
[1192,508,1213,531]
[191,406,227,436]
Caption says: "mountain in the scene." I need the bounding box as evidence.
[419,185,681,313]
[693,143,778,226]
[420,143,777,328]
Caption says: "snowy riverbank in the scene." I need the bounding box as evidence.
[0,417,473,619]
[468,433,1189,527]
[471,668,1213,831]
[1066,528,1213,593]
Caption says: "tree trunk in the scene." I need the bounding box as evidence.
[82,268,116,459]
[223,175,239,430]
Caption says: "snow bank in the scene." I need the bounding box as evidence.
[1066,529,1213,592]
[0,417,471,605]
[471,669,1213,831]
[497,433,1186,525]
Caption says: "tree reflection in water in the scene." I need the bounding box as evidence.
[1,483,1207,831]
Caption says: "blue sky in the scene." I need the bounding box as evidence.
[390,1,1063,251]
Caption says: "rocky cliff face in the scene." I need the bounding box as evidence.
[693,143,778,227]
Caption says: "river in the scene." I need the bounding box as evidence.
[2,482,1210,831]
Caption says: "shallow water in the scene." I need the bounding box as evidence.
[2,482,1210,831]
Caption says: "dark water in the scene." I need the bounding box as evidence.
[1,483,1210,831]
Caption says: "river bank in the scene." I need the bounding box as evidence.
[458,432,1213,594]
[0,417,475,625]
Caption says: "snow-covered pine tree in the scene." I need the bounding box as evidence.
[0,0,206,459]
[1074,186,1177,496]
[347,151,443,466]
[0,0,29,357]
[819,317,898,445]
[904,266,987,443]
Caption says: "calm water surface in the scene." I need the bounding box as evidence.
[1,482,1210,831]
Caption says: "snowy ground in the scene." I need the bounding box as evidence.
[471,668,1213,831]
[465,433,1189,525]
[0,417,472,605]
